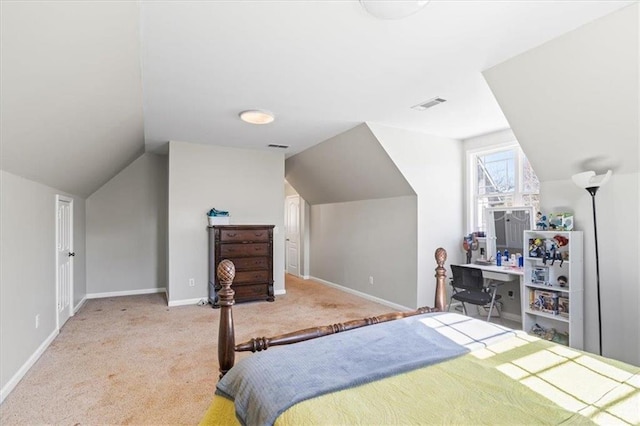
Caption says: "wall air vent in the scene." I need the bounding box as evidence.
[267,144,289,149]
[411,97,447,111]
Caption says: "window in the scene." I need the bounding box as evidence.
[467,143,539,233]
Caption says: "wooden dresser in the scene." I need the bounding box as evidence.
[208,225,275,307]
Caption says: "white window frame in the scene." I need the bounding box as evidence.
[465,141,539,234]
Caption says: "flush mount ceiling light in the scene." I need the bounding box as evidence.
[360,0,430,20]
[239,109,274,125]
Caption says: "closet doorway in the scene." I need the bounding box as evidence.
[285,195,300,277]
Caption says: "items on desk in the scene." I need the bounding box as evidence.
[496,251,502,266]
[462,233,479,264]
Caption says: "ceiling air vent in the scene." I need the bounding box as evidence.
[411,97,447,111]
[267,144,289,149]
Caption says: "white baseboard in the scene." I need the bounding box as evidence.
[274,289,286,296]
[86,287,166,299]
[73,297,87,314]
[302,275,310,280]
[0,329,58,404]
[167,297,206,307]
[308,276,412,312]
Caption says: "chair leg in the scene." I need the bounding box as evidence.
[486,286,499,322]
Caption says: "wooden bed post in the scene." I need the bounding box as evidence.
[217,259,236,378]
[434,247,447,312]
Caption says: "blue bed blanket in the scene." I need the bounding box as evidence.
[216,312,474,426]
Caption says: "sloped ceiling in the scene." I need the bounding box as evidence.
[139,1,631,156]
[483,4,639,181]
[1,2,634,198]
[285,124,414,205]
[1,1,144,197]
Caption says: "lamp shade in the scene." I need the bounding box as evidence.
[571,170,612,189]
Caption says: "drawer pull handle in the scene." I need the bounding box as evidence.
[227,233,237,237]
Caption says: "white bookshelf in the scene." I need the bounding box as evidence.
[522,230,583,349]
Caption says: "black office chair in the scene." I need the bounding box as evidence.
[448,265,502,322]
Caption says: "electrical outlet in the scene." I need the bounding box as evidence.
[369,276,374,285]
[35,314,39,329]
[189,278,195,287]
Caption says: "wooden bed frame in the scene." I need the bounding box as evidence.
[217,247,449,378]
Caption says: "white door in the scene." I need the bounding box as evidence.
[285,195,300,277]
[56,196,74,329]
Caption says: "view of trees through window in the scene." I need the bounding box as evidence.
[471,146,539,232]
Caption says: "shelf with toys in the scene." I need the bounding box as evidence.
[522,230,583,349]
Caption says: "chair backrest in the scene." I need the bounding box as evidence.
[450,265,485,291]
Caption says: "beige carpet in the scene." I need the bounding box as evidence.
[0,275,396,425]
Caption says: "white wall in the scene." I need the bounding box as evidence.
[541,173,639,365]
[310,196,418,308]
[86,153,167,296]
[369,124,464,307]
[167,141,285,304]
[0,170,86,401]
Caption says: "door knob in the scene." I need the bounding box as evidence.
[68,252,76,257]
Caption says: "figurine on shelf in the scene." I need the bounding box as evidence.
[536,211,548,231]
[557,275,568,288]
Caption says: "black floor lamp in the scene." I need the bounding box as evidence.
[571,170,612,356]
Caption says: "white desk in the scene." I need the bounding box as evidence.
[462,263,523,281]
[461,263,525,327]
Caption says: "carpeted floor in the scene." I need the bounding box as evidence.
[0,275,396,425]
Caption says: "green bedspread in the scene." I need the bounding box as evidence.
[202,317,639,425]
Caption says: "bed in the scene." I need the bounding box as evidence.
[200,248,640,426]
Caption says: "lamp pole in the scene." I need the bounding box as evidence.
[586,186,602,356]
[571,170,611,357]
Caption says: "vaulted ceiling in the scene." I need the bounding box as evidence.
[1,1,634,197]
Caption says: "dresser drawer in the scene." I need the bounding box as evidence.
[234,270,269,284]
[220,229,270,243]
[234,283,270,301]
[220,243,269,257]
[228,257,269,271]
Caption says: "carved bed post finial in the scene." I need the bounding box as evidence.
[434,248,447,312]
[217,259,236,378]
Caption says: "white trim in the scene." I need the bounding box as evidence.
[0,329,58,404]
[302,275,310,280]
[73,296,87,314]
[274,289,286,296]
[167,297,206,307]
[87,288,166,299]
[309,276,412,312]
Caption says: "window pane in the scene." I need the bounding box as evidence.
[476,150,515,194]
[522,156,540,193]
[521,194,540,212]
